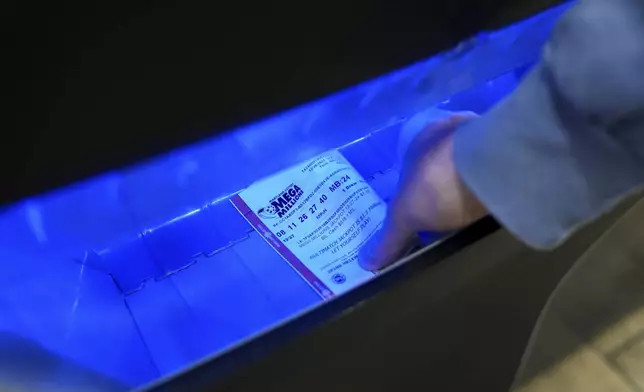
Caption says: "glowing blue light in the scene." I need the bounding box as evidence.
[0,3,571,389]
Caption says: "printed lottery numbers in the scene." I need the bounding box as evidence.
[287,214,308,231]
[328,175,351,193]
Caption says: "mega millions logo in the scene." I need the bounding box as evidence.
[257,184,304,219]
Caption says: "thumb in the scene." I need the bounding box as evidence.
[358,111,479,271]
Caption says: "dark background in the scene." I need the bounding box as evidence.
[7,0,562,207]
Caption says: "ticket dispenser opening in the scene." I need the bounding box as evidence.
[0,4,569,391]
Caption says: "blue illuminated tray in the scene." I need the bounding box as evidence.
[0,3,570,390]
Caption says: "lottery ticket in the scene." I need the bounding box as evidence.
[231,150,386,298]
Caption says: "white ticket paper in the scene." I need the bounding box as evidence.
[230,150,386,298]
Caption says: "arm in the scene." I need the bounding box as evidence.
[454,0,644,248]
[359,0,644,271]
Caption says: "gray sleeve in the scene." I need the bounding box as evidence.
[453,0,644,249]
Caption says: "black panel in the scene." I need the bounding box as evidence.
[7,0,563,206]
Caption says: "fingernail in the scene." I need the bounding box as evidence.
[454,110,479,120]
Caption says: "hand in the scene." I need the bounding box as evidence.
[359,112,488,271]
